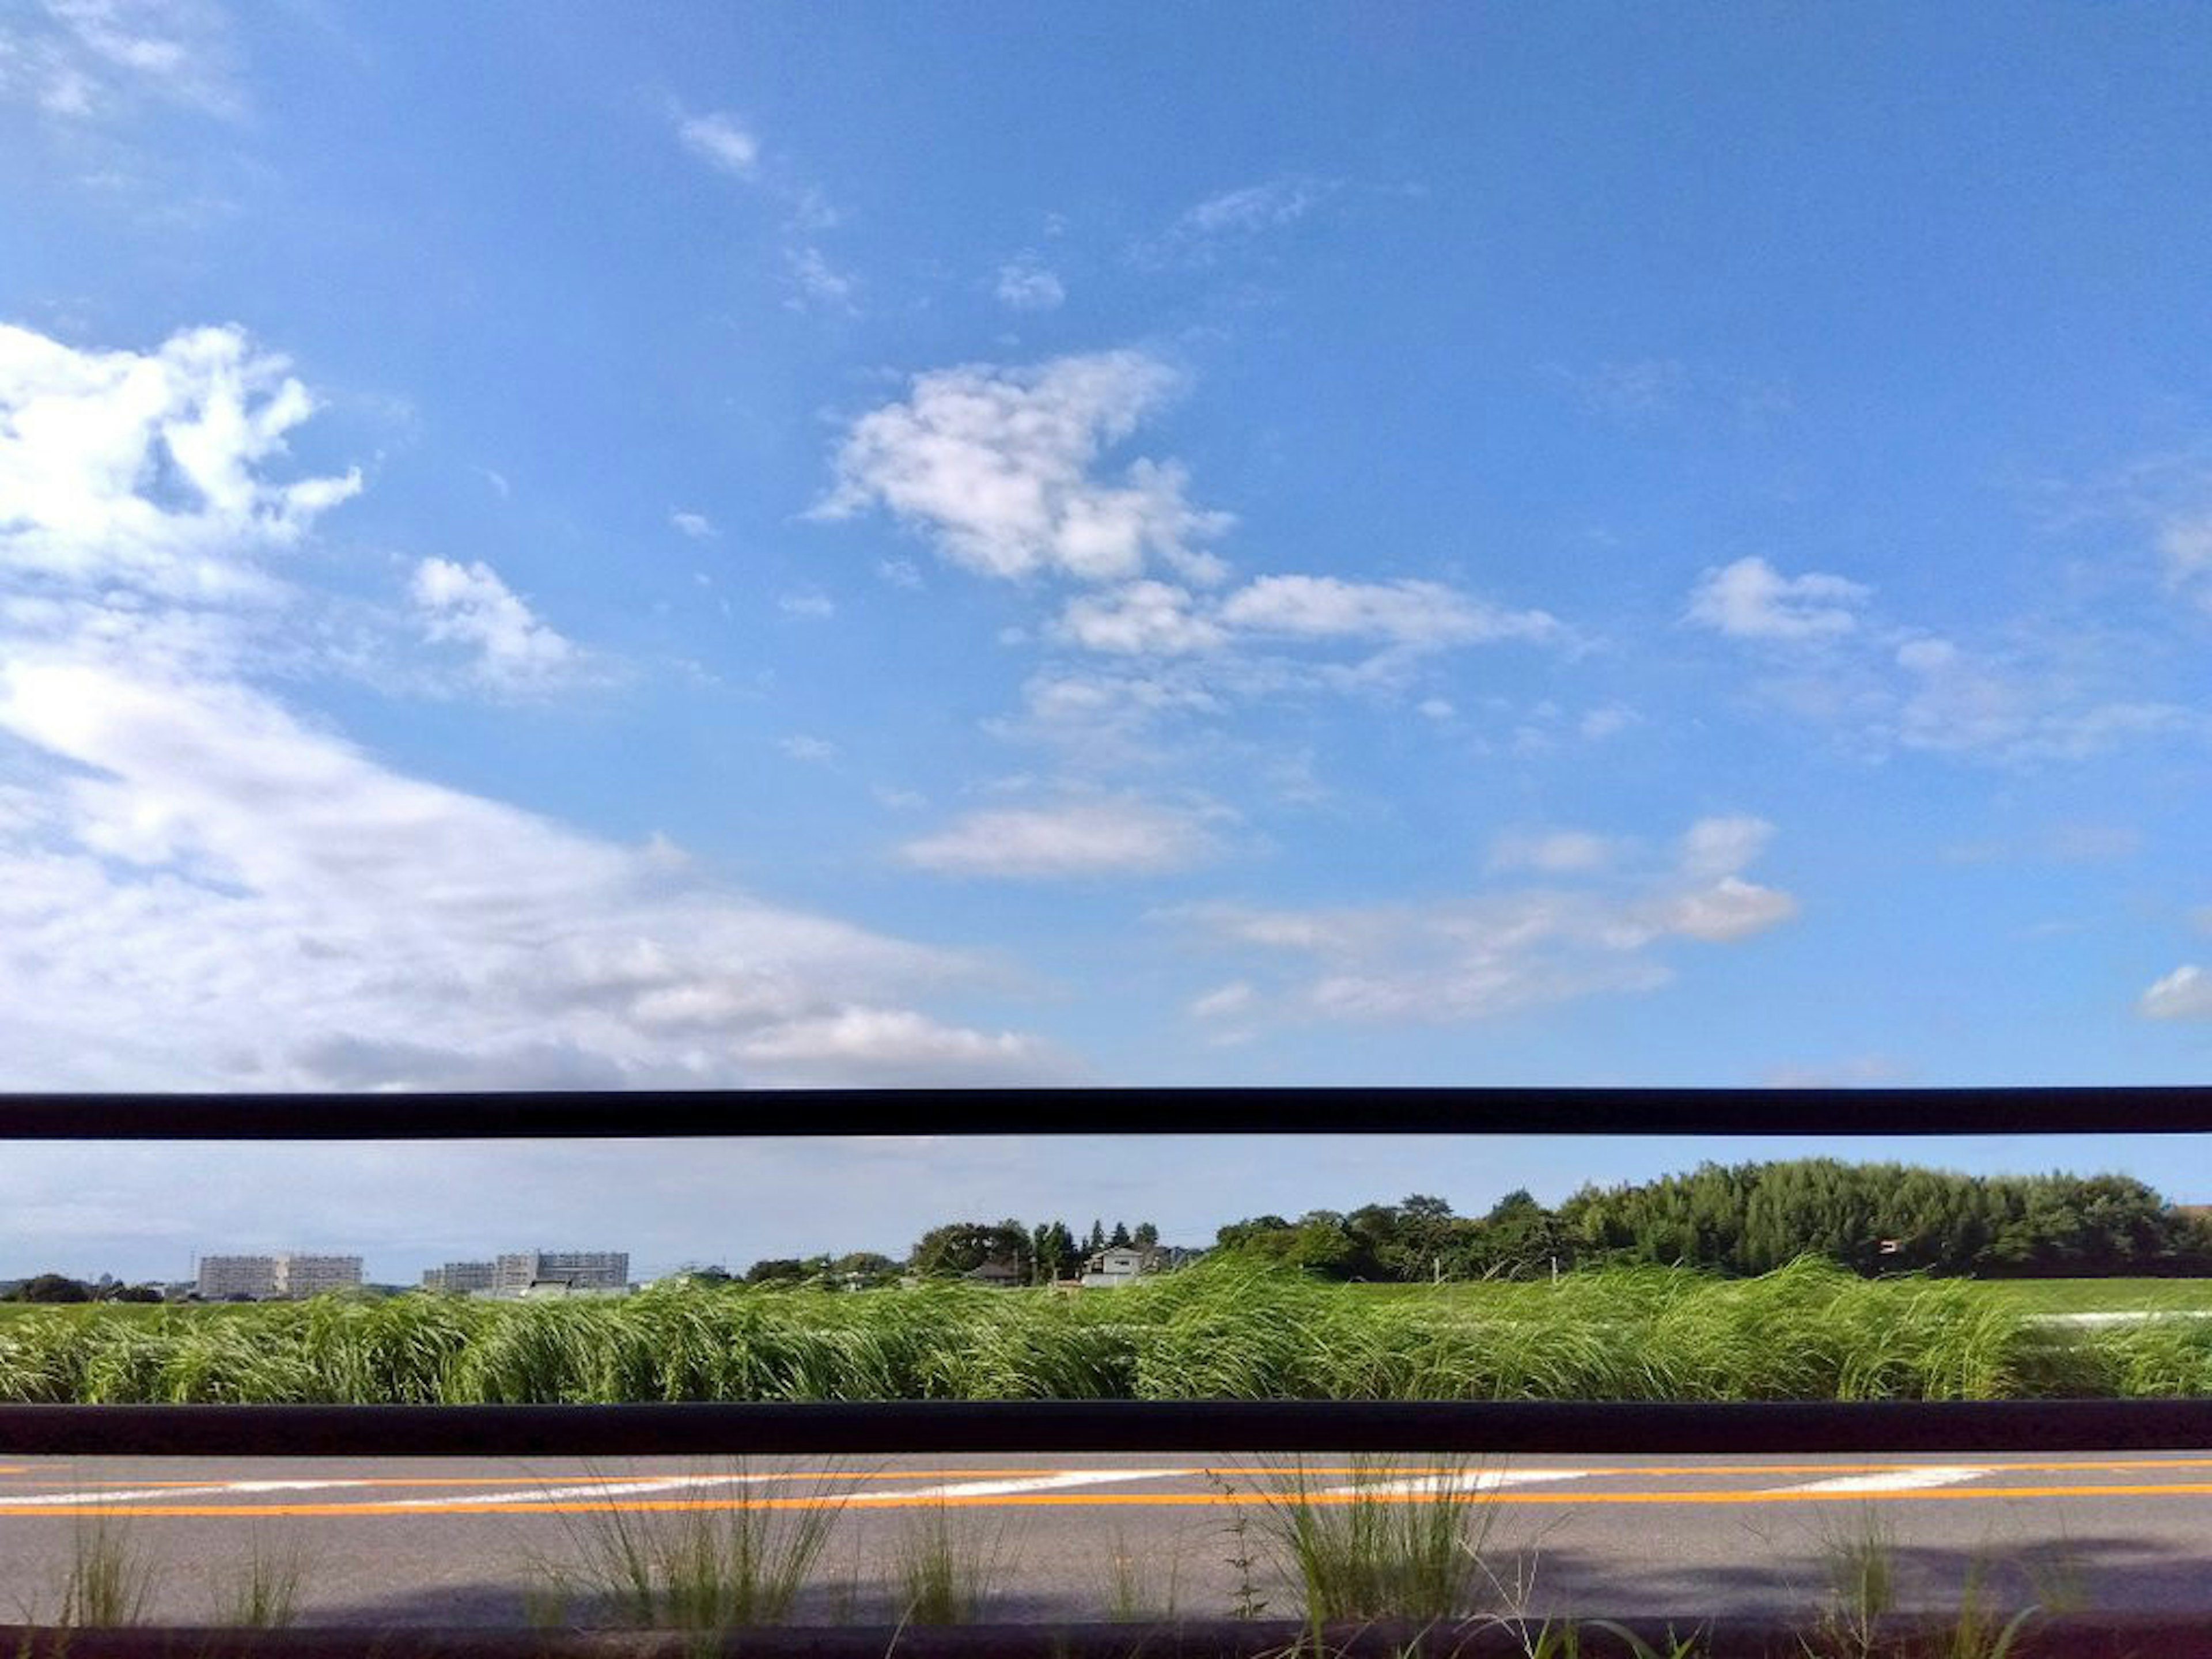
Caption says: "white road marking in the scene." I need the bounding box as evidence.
[388,1472,791,1508]
[1324,1469,1594,1497]
[0,1479,369,1507]
[874,1469,1193,1501]
[1778,1466,1990,1495]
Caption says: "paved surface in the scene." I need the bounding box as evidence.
[1,1451,2210,1626]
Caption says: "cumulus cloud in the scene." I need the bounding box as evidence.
[901,797,1222,880]
[1176,815,1795,1024]
[676,109,757,175]
[1056,581,1225,656]
[670,510,715,539]
[1687,556,1869,640]
[0,321,359,598]
[410,558,582,692]
[994,256,1065,312]
[0,319,1058,1090]
[2141,965,2212,1021]
[815,350,1231,585]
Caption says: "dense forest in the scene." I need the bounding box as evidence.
[1212,1160,2212,1282]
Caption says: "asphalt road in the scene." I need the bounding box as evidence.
[2,1450,2210,1627]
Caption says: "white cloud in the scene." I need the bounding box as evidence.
[815,350,1231,585]
[1488,830,1618,874]
[1177,815,1794,1025]
[779,589,835,619]
[0,321,359,598]
[0,657,1051,1088]
[786,245,858,313]
[1188,980,1254,1020]
[1677,815,1774,880]
[670,510,715,539]
[876,557,923,590]
[994,256,1065,312]
[1687,556,1869,640]
[1134,177,1334,266]
[410,558,582,693]
[1219,574,1558,649]
[901,797,1221,880]
[2,0,241,122]
[733,1008,1052,1084]
[1580,703,1637,740]
[1056,581,1226,656]
[778,734,838,764]
[2141,964,2212,1021]
[0,319,1057,1090]
[2160,513,2212,590]
[676,110,757,176]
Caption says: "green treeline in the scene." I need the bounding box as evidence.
[1215,1160,2212,1282]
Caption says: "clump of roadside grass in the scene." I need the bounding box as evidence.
[44,1513,160,1626]
[529,1462,844,1630]
[207,1528,313,1627]
[893,1501,1009,1625]
[1252,1455,1511,1625]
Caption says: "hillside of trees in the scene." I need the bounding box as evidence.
[1211,1161,2212,1282]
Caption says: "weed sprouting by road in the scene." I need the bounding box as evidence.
[892,1501,1008,1625]
[529,1461,844,1630]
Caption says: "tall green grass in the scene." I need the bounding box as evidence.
[1,1259,2204,1403]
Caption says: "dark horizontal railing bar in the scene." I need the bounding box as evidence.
[7,1399,2212,1459]
[3,1084,2212,1139]
[3,1620,2209,1659]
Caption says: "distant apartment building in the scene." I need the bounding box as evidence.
[422,1260,496,1294]
[196,1253,363,1301]
[490,1250,629,1296]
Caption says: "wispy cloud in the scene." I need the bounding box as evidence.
[1690,552,2207,763]
[1133,176,1335,267]
[410,558,585,695]
[994,255,1066,312]
[901,796,1223,880]
[786,245,858,313]
[1173,816,1796,1025]
[2,0,242,123]
[670,509,715,540]
[675,109,758,176]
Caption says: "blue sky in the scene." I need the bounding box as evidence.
[5,3,2212,1278]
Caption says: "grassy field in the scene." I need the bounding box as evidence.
[1965,1277,2212,1313]
[4,1258,2212,1404]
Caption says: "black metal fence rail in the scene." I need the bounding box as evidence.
[3,1084,2210,1139]
[7,1399,2212,1459]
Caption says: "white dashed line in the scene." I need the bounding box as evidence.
[387,1472,790,1509]
[874,1469,1193,1501]
[1777,1466,1990,1495]
[1323,1469,1595,1498]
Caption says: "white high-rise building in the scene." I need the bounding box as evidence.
[491,1250,629,1296]
[195,1253,362,1301]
